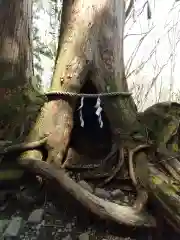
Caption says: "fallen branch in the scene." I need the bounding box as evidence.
[18,157,156,227]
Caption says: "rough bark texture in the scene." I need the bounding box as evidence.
[0,0,42,170]
[0,0,36,141]
[22,0,95,166]
[20,0,142,166]
[88,0,142,135]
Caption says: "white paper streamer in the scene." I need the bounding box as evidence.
[94,97,103,128]
[78,97,84,127]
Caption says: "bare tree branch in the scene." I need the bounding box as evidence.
[125,0,134,19]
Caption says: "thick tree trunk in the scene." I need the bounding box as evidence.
[91,0,139,132]
[24,0,117,166]
[45,0,142,167]
[23,0,141,167]
[0,0,34,141]
[0,0,42,179]
[22,0,88,166]
[16,0,156,227]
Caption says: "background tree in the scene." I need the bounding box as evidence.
[0,0,34,141]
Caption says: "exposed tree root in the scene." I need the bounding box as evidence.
[81,172,128,181]
[128,144,151,186]
[98,147,124,187]
[66,163,101,171]
[128,144,151,212]
[65,143,118,174]
[1,137,180,231]
[133,190,149,213]
[100,143,118,167]
[0,137,47,154]
[17,157,156,227]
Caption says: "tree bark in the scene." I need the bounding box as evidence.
[0,0,34,141]
[15,0,156,227]
[0,0,43,179]
[89,0,142,135]
[22,0,142,167]
[23,0,121,166]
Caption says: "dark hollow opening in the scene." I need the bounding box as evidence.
[71,80,112,159]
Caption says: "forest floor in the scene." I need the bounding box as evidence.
[0,177,160,240]
[0,175,179,240]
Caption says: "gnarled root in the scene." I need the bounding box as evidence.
[18,157,156,227]
[98,146,124,187]
[128,144,151,212]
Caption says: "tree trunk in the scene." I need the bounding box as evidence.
[16,0,156,227]
[21,0,141,167]
[90,0,140,133]
[43,0,142,167]
[0,0,43,179]
[0,0,34,141]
